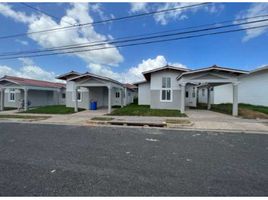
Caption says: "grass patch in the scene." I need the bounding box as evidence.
[196,103,268,119]
[109,103,186,117]
[22,105,85,114]
[0,114,50,120]
[91,117,114,121]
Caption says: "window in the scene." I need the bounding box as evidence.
[192,87,196,98]
[62,93,66,99]
[9,89,15,102]
[202,89,205,97]
[185,91,189,98]
[115,92,120,98]
[161,77,172,102]
[72,89,82,102]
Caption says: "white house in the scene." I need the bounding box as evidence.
[0,75,66,111]
[56,71,137,113]
[208,65,268,106]
[135,65,248,116]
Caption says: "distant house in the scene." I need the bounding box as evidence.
[0,75,66,111]
[56,71,137,113]
[134,65,248,116]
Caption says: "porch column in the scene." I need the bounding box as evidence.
[107,85,112,114]
[124,87,127,106]
[232,82,239,116]
[180,83,186,114]
[120,89,123,108]
[74,87,78,112]
[24,88,28,111]
[0,88,4,111]
[207,87,211,110]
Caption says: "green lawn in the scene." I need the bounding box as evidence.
[197,103,268,119]
[0,114,50,120]
[109,103,186,117]
[23,105,85,114]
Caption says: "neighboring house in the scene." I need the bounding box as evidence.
[124,83,138,104]
[56,71,136,113]
[208,65,268,106]
[135,65,248,116]
[0,75,66,111]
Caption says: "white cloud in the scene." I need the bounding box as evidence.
[0,3,124,69]
[130,3,148,13]
[129,3,224,25]
[236,3,268,42]
[121,55,187,83]
[0,58,63,82]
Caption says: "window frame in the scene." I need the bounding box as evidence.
[72,89,82,102]
[115,91,120,98]
[160,77,172,102]
[8,89,15,102]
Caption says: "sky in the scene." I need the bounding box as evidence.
[0,2,267,83]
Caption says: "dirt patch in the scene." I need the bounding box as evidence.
[239,108,268,119]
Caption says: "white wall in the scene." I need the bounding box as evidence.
[150,71,181,90]
[138,82,150,105]
[213,84,233,104]
[238,70,268,106]
[212,70,268,106]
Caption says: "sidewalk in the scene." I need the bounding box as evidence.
[0,109,268,133]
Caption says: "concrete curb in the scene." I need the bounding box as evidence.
[1,120,266,135]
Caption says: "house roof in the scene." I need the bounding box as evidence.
[250,65,268,74]
[0,75,65,88]
[56,71,81,80]
[177,65,249,80]
[124,83,137,91]
[132,80,147,86]
[68,72,124,86]
[142,65,189,81]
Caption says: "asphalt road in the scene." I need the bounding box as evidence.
[0,122,267,196]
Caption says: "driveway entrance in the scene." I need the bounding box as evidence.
[186,109,268,132]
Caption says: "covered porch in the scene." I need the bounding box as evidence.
[177,66,248,116]
[68,73,127,114]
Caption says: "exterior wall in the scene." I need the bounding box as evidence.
[238,70,268,106]
[150,70,182,110]
[213,84,232,104]
[138,82,150,105]
[3,88,64,108]
[126,89,137,104]
[150,90,180,110]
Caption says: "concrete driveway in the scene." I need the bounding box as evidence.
[186,109,268,132]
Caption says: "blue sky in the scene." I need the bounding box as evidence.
[0,2,267,83]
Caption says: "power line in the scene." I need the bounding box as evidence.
[20,3,75,26]
[1,24,267,60]
[1,12,268,57]
[1,17,268,57]
[0,3,209,40]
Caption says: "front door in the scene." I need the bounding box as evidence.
[185,85,197,107]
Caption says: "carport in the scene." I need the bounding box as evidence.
[177,65,248,116]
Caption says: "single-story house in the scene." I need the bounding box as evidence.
[56,71,137,113]
[0,75,66,111]
[202,65,268,106]
[134,65,248,116]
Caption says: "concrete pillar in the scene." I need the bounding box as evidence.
[24,88,28,111]
[180,83,186,114]
[107,86,112,114]
[74,87,78,112]
[120,89,123,108]
[124,87,127,106]
[0,88,4,111]
[232,83,239,116]
[207,87,211,110]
